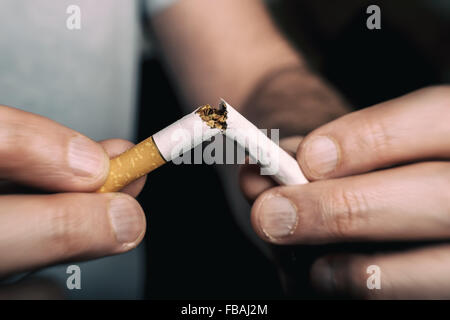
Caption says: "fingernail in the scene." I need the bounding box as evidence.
[258,196,298,240]
[108,197,145,244]
[311,258,335,294]
[68,136,107,178]
[303,136,338,176]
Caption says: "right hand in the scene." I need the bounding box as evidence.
[240,86,450,298]
[0,105,147,278]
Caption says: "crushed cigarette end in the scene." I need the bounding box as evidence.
[196,101,228,130]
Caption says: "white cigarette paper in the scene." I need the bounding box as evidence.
[222,100,308,185]
[154,99,308,185]
[99,99,308,193]
[152,111,221,162]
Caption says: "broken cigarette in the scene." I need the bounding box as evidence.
[97,99,307,193]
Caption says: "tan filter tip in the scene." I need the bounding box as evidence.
[97,136,166,193]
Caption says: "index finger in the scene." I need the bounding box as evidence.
[0,105,109,191]
[297,86,450,180]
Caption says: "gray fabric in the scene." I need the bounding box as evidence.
[0,0,140,142]
[0,0,175,299]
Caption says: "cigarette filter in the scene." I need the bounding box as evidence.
[97,136,166,193]
[97,109,221,192]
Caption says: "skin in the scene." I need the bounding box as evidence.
[152,0,302,108]
[1,0,349,286]
[152,0,349,135]
[240,85,450,299]
[152,0,351,296]
[0,105,147,278]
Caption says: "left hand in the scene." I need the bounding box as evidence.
[240,85,450,299]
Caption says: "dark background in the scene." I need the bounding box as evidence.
[137,0,449,299]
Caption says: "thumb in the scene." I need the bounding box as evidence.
[0,192,146,277]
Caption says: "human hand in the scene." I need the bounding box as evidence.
[0,106,146,278]
[240,86,450,298]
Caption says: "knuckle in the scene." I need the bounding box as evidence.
[0,118,18,151]
[318,187,369,239]
[358,117,392,159]
[0,112,31,158]
[47,203,86,258]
